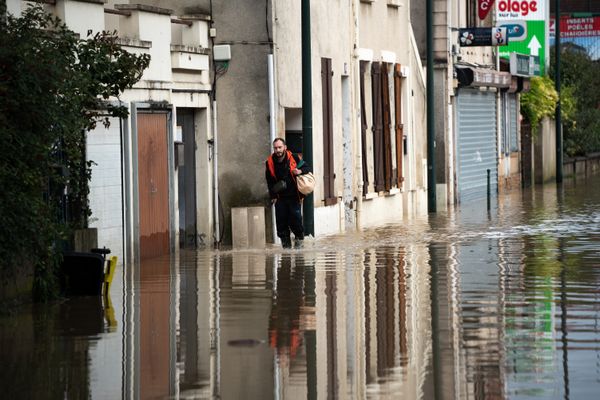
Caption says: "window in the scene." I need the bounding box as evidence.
[466,0,478,28]
[360,61,405,196]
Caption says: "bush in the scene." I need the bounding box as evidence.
[0,6,149,301]
[520,75,558,134]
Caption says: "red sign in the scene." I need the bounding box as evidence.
[478,0,495,20]
[497,0,538,17]
[550,16,600,38]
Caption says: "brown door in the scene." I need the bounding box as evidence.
[137,112,170,260]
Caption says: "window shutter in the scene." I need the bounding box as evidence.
[381,63,393,191]
[371,62,384,193]
[321,58,336,205]
[394,64,404,187]
[360,61,369,196]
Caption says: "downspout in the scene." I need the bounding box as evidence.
[212,100,220,245]
[267,54,278,244]
[352,0,362,231]
[209,0,221,247]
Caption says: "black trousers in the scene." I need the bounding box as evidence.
[274,197,304,240]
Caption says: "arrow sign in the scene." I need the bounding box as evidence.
[528,35,541,56]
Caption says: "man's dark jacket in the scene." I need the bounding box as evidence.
[265,152,311,199]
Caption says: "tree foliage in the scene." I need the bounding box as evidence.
[549,44,600,156]
[0,6,149,300]
[520,75,559,134]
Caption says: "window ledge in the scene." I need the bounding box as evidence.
[364,192,378,200]
[364,188,402,200]
[387,0,403,8]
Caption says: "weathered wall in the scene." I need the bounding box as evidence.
[275,0,352,208]
[535,117,557,183]
[358,0,429,219]
[111,1,261,245]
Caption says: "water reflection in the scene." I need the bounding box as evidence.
[3,175,600,399]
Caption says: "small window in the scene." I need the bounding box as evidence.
[466,0,478,28]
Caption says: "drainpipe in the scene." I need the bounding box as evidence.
[301,0,314,236]
[268,54,278,244]
[352,0,362,231]
[212,100,220,245]
[426,0,437,212]
[555,0,563,183]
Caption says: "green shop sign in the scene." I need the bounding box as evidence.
[496,1,547,75]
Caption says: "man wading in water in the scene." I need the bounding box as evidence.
[265,138,311,249]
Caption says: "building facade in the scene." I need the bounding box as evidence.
[413,0,526,208]
[133,0,429,244]
[8,0,215,263]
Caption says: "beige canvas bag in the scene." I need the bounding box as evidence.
[296,172,315,195]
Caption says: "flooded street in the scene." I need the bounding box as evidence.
[3,175,600,399]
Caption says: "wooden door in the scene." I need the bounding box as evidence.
[137,113,170,260]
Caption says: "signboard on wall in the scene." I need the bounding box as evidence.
[459,27,508,47]
[549,16,600,38]
[496,0,547,74]
[478,0,495,20]
[509,52,541,77]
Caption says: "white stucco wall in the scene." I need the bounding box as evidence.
[274,0,427,237]
[87,118,125,263]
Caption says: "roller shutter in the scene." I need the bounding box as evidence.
[456,89,498,203]
[501,93,519,154]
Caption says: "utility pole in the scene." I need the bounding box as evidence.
[426,0,437,212]
[555,0,563,183]
[301,0,315,236]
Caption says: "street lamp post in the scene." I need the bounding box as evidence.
[555,0,563,183]
[426,0,437,212]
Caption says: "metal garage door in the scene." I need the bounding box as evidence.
[456,89,498,202]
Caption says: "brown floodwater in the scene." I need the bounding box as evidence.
[2,174,600,399]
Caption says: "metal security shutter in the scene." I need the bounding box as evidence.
[508,94,518,152]
[501,94,518,154]
[456,89,497,203]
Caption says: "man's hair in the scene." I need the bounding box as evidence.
[273,137,286,145]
